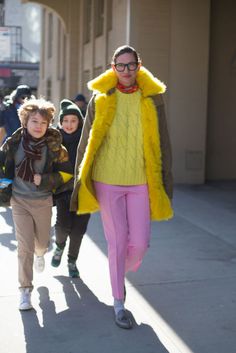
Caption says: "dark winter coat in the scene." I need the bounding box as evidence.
[0,103,21,138]
[52,127,82,201]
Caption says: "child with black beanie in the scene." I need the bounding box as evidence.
[51,99,90,277]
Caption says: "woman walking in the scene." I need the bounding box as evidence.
[71,45,173,329]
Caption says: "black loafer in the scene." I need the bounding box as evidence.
[115,309,133,329]
[124,285,126,302]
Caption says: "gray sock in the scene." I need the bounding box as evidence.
[114,298,125,315]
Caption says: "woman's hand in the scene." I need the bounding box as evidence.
[34,174,42,186]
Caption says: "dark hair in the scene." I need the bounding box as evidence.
[74,93,86,103]
[111,45,141,64]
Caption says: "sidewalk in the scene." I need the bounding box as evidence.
[0,182,236,353]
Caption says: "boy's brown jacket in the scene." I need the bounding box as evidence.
[0,126,73,194]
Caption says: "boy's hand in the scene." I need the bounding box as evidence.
[34,174,42,186]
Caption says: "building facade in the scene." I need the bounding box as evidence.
[0,0,41,93]
[22,0,236,184]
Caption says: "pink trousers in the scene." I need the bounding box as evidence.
[94,182,151,300]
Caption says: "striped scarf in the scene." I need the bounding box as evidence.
[16,128,47,183]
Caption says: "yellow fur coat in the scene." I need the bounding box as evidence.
[71,67,173,221]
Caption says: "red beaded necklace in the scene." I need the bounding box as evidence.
[116,82,139,94]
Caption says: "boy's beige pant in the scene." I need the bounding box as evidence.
[11,195,53,290]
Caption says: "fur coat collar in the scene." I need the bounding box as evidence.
[88,66,166,97]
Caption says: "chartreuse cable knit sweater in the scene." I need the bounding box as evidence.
[92,90,147,185]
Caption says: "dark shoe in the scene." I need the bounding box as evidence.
[68,261,80,278]
[51,246,64,267]
[115,309,133,329]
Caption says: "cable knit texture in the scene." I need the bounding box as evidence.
[92,90,146,185]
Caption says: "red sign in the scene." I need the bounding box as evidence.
[0,68,11,77]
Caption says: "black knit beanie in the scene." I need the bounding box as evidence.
[59,99,83,124]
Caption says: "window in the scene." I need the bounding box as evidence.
[95,0,104,37]
[48,12,53,58]
[57,20,66,80]
[107,0,112,31]
[82,70,90,98]
[57,19,61,79]
[83,0,92,44]
[0,0,5,26]
[46,79,51,100]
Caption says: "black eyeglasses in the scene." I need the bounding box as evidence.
[114,62,139,72]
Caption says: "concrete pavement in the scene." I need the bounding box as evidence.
[0,182,236,353]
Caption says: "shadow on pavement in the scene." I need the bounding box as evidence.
[0,207,16,251]
[20,276,168,353]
